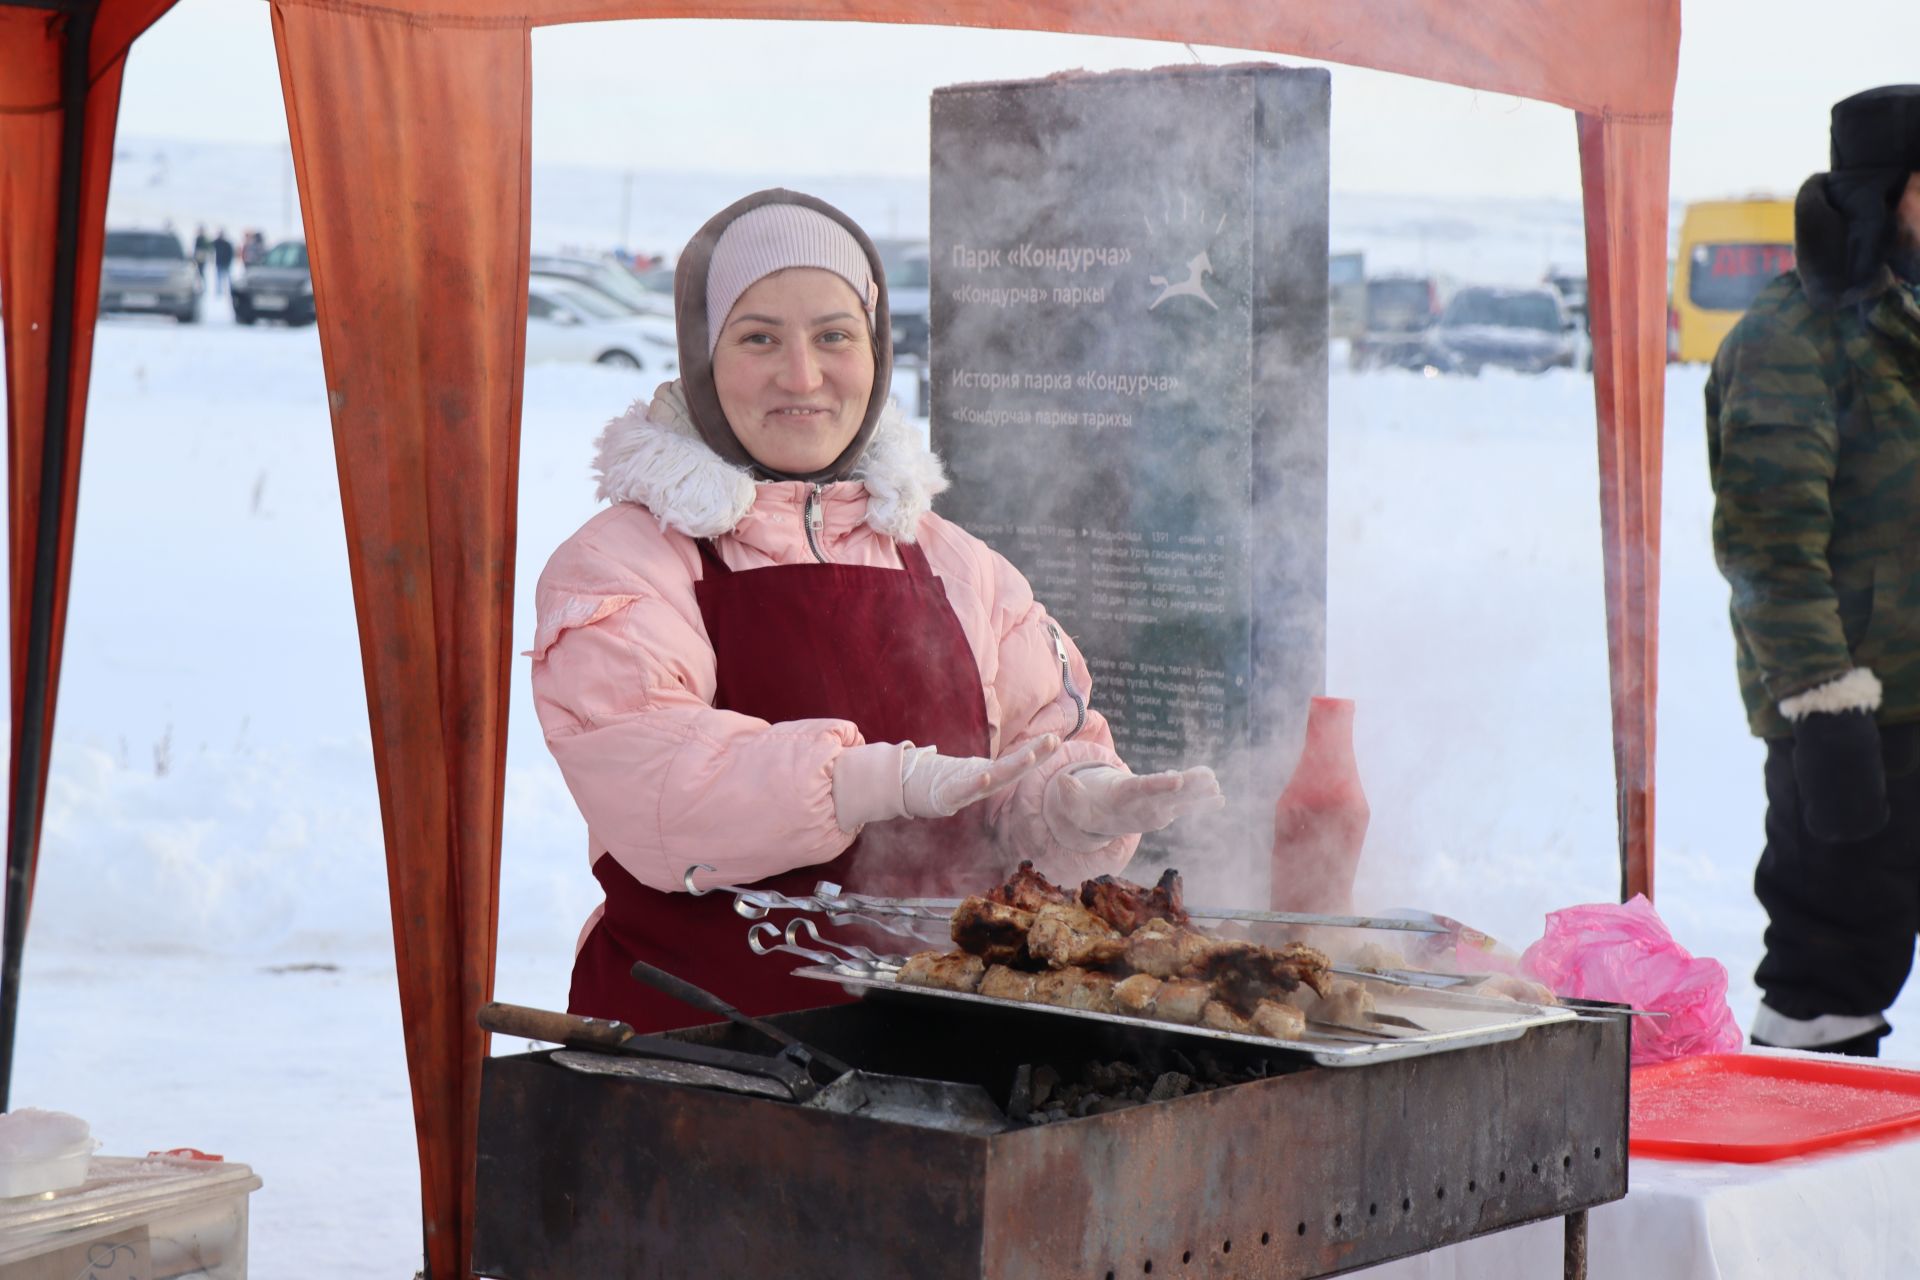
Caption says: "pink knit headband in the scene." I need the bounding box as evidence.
[704,203,877,356]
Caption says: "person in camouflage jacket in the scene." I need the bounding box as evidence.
[1707,85,1920,1057]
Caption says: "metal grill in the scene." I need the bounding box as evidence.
[473,995,1627,1279]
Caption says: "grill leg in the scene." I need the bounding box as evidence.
[1563,1209,1588,1280]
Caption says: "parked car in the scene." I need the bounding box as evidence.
[99,228,199,323]
[629,261,676,297]
[873,238,930,360]
[1543,268,1593,370]
[231,240,314,326]
[526,278,679,371]
[1328,251,1366,344]
[530,253,672,317]
[1422,285,1581,375]
[1543,267,1588,326]
[1349,274,1450,371]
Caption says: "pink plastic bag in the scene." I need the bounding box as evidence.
[1519,895,1744,1065]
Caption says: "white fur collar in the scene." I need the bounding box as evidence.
[591,380,948,543]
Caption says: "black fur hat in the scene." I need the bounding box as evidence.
[1795,86,1920,306]
[1830,85,1920,173]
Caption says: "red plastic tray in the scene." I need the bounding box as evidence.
[1630,1053,1920,1162]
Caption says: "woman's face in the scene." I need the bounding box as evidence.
[712,268,875,476]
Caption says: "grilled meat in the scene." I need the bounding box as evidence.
[1027,902,1127,970]
[1252,999,1307,1041]
[950,897,1035,965]
[1151,978,1211,1025]
[1112,973,1163,1015]
[1309,978,1375,1025]
[1201,1000,1253,1033]
[1031,967,1116,1013]
[1344,941,1409,974]
[1121,919,1218,978]
[896,950,985,994]
[986,860,1073,913]
[943,872,1335,1044]
[1079,868,1189,933]
[1470,973,1558,1005]
[979,964,1038,1002]
[1192,938,1333,1015]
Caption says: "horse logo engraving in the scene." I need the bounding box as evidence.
[1148,251,1219,311]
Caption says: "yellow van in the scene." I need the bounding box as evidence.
[1672,199,1796,363]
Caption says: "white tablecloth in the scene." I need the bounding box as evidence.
[1354,1055,1920,1279]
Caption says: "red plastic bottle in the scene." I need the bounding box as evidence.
[1270,697,1370,915]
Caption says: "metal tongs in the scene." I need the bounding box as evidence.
[684,864,1454,936]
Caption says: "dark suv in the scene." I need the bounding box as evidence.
[1422,286,1581,375]
[232,241,314,326]
[100,229,199,323]
[1349,275,1449,371]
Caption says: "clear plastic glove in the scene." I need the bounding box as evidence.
[833,735,1060,831]
[1043,764,1224,853]
[900,735,1061,818]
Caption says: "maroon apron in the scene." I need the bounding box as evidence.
[569,535,995,1032]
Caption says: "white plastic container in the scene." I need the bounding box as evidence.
[0,1154,262,1278]
[0,1107,97,1198]
[0,1132,96,1198]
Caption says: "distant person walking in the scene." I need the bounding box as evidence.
[193,224,211,289]
[212,229,235,295]
[1707,85,1920,1058]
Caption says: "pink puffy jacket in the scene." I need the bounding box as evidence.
[530,384,1138,926]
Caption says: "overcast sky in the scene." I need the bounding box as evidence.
[119,0,1918,204]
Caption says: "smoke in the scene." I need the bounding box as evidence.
[924,61,1620,955]
[928,63,1330,911]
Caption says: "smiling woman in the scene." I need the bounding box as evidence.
[712,268,876,475]
[528,188,1225,1035]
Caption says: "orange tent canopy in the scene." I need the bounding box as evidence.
[1,2,1678,1274]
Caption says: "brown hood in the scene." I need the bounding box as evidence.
[672,188,895,483]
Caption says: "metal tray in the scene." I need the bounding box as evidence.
[792,964,1578,1067]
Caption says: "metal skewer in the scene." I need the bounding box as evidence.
[684,867,1457,936]
[1333,965,1671,1018]
[817,883,1454,934]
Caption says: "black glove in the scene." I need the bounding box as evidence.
[1790,709,1890,843]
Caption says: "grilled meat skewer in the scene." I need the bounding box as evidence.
[1080,868,1189,932]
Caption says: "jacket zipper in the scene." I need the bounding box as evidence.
[803,484,828,563]
[1046,622,1087,740]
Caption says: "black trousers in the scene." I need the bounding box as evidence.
[1754,723,1920,1023]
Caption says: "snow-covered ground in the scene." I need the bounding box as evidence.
[8,155,1908,1278]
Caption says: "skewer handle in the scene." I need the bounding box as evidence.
[480,1001,635,1048]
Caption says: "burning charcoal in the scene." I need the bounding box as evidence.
[1031,1064,1059,1109]
[1008,1064,1034,1123]
[1148,1071,1194,1102]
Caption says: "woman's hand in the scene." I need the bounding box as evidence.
[833,736,1061,831]
[1043,765,1224,852]
[900,735,1061,818]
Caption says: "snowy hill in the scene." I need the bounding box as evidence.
[108,135,1662,286]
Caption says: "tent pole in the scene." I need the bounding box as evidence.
[1,0,96,1113]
